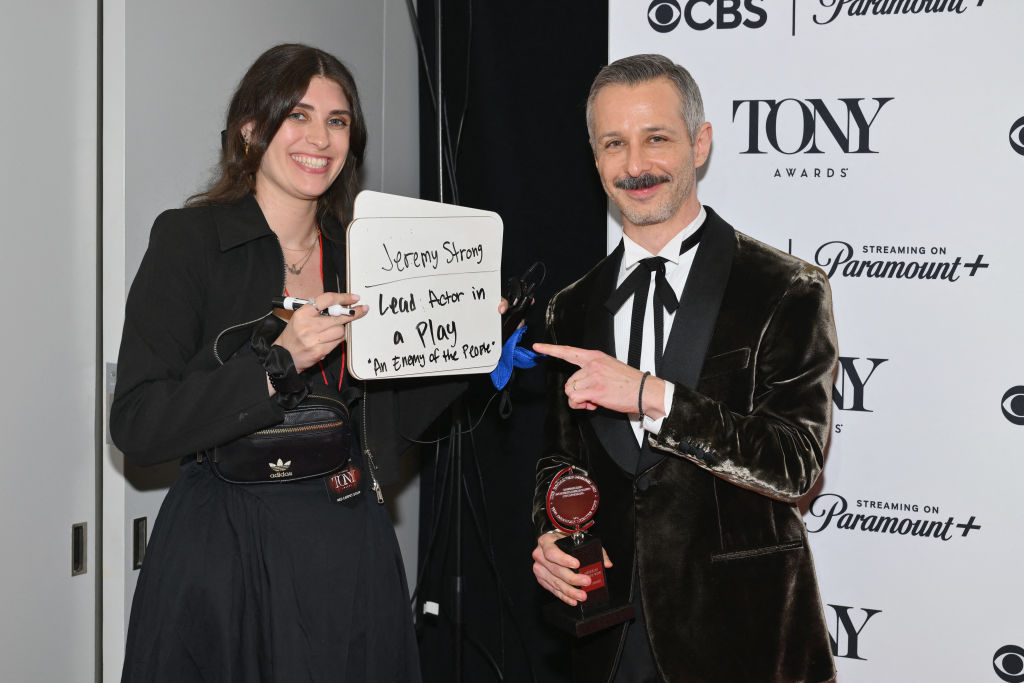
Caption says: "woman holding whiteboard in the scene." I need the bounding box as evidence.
[110,44,472,682]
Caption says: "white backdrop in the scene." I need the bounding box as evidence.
[609,2,1024,681]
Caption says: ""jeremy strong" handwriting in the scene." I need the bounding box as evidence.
[379,240,485,272]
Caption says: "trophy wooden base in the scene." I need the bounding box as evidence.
[543,598,636,638]
[543,534,636,637]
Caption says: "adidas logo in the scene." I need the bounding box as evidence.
[268,459,294,479]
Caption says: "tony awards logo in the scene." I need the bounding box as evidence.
[731,97,892,180]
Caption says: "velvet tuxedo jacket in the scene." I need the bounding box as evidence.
[532,207,838,683]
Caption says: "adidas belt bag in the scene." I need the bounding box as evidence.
[208,388,353,484]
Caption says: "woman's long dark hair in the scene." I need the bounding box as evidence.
[188,44,367,233]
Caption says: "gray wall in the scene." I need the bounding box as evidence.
[0,1,99,680]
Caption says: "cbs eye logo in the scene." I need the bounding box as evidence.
[1011,116,1024,156]
[1002,386,1024,426]
[648,0,682,32]
[647,0,767,32]
[994,644,1024,683]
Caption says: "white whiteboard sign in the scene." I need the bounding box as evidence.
[345,193,503,380]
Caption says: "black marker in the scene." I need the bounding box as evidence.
[271,296,356,317]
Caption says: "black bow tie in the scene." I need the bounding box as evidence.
[604,224,704,317]
[605,256,676,317]
[604,225,704,372]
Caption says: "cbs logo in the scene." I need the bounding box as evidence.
[1010,116,1024,156]
[994,645,1024,683]
[648,0,767,33]
[1002,386,1024,425]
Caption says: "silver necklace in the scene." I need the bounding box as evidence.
[284,231,319,276]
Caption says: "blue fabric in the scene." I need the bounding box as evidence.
[490,325,542,390]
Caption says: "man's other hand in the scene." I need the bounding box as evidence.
[532,532,613,606]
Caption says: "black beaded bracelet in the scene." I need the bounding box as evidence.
[638,371,651,420]
[264,345,309,408]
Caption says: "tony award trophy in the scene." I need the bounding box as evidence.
[543,466,635,637]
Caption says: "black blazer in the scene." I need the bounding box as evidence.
[533,207,838,683]
[110,195,463,483]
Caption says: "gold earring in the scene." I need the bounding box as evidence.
[244,141,250,156]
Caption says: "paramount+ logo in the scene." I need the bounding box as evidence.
[813,241,989,283]
[807,493,982,543]
[814,0,986,27]
[647,0,767,32]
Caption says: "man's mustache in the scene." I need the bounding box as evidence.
[614,173,671,191]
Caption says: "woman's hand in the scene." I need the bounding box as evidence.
[273,293,367,373]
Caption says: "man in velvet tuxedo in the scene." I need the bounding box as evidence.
[530,54,838,683]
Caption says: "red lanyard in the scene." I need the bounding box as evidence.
[284,231,344,391]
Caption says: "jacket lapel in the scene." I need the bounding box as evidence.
[214,194,276,250]
[582,242,644,473]
[581,242,620,357]
[660,207,736,390]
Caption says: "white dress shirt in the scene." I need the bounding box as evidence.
[613,206,707,445]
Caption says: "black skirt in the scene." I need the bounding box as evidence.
[121,457,421,683]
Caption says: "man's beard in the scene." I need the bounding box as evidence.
[612,172,679,226]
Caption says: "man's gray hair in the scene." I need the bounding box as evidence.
[586,54,705,146]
